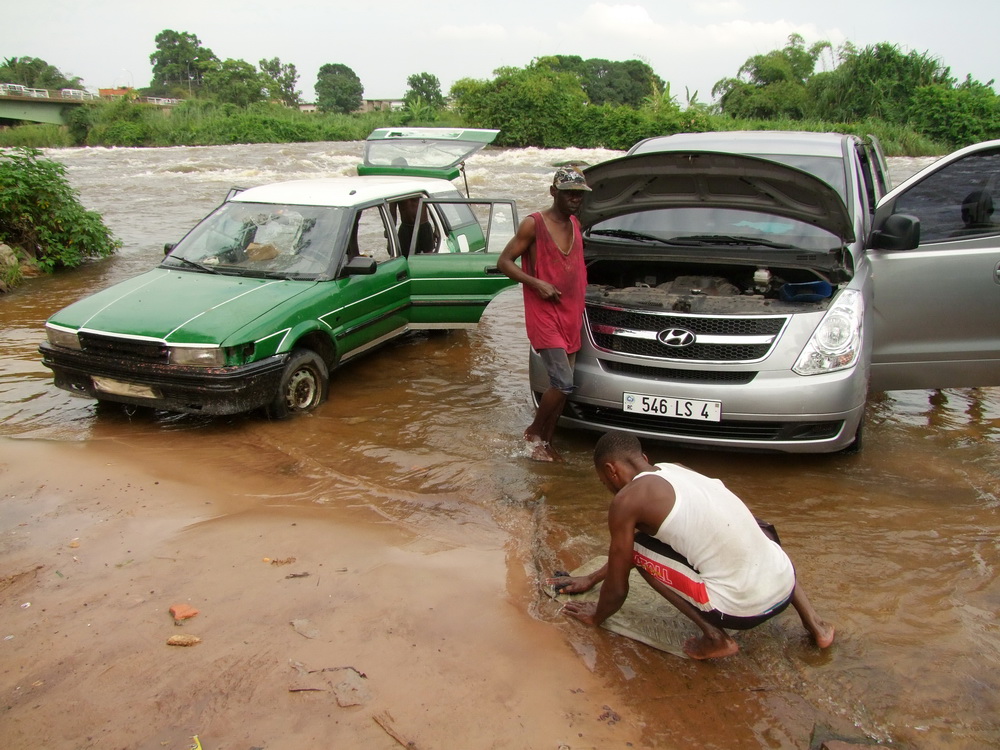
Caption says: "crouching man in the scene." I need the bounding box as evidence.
[550,431,835,659]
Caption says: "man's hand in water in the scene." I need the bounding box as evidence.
[546,574,594,595]
[561,600,598,625]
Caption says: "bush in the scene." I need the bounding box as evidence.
[0,147,120,272]
[0,123,73,148]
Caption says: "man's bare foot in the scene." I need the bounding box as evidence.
[810,621,835,649]
[683,634,739,660]
[525,435,561,462]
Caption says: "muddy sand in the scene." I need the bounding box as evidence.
[0,436,652,749]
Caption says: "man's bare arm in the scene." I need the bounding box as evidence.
[497,216,561,300]
[562,493,638,625]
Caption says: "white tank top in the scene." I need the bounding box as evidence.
[638,463,795,617]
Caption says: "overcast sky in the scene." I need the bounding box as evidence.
[3,1,996,104]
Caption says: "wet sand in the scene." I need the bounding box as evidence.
[0,437,644,749]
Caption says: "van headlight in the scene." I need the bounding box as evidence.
[168,346,225,367]
[793,290,863,375]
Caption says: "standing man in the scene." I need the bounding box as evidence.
[550,431,835,659]
[498,167,591,462]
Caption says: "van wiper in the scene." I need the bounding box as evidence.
[671,234,796,250]
[164,256,220,274]
[588,229,683,245]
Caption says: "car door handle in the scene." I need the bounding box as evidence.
[485,266,504,275]
[995,262,1000,286]
[397,270,409,281]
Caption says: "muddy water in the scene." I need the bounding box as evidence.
[2,143,999,747]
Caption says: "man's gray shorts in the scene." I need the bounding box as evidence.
[538,348,577,394]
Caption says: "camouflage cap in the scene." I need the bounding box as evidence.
[552,166,592,191]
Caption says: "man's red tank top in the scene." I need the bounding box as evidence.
[521,212,586,352]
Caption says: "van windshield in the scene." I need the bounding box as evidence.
[587,207,843,253]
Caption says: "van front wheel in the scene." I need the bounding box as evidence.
[265,349,329,419]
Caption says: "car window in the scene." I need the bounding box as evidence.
[421,199,519,253]
[891,148,1000,242]
[388,195,441,255]
[350,206,397,263]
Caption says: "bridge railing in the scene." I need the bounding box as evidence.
[0,84,180,106]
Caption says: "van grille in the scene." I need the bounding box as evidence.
[587,305,786,363]
[601,361,757,385]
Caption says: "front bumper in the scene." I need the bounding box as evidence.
[39,342,288,415]
[529,348,867,453]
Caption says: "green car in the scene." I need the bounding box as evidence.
[40,128,519,417]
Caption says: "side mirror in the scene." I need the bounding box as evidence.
[164,243,175,256]
[342,255,377,276]
[869,213,920,251]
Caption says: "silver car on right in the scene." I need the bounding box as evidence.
[528,131,1000,452]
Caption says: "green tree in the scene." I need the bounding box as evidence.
[259,57,300,106]
[0,57,83,90]
[0,148,120,273]
[203,59,266,107]
[810,42,953,123]
[404,72,445,109]
[907,76,1000,147]
[580,58,665,107]
[450,65,588,147]
[315,63,363,114]
[534,55,665,107]
[712,34,829,119]
[149,30,219,94]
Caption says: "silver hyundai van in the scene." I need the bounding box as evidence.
[528,132,1000,452]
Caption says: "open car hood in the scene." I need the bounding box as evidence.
[358,127,499,181]
[580,151,855,243]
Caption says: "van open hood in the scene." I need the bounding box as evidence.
[580,151,855,243]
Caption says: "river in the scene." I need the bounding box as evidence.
[1,141,998,748]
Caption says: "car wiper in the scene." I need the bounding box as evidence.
[670,234,796,250]
[588,229,683,245]
[163,256,220,274]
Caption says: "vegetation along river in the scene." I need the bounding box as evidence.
[1,142,998,748]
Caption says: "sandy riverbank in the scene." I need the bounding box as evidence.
[0,436,645,749]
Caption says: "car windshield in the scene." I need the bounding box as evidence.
[587,207,843,253]
[162,201,349,279]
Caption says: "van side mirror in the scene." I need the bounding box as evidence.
[870,213,920,251]
[164,243,175,256]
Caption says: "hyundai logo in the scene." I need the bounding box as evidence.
[657,328,696,347]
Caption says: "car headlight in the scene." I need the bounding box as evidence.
[793,289,863,375]
[167,346,226,367]
[46,325,81,350]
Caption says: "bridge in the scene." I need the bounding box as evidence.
[0,88,179,125]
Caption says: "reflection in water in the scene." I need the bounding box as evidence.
[1,143,998,747]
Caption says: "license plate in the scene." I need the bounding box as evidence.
[92,376,159,399]
[623,392,722,422]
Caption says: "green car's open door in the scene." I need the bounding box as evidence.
[405,197,519,328]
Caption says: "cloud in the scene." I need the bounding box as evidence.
[433,23,507,41]
[691,0,745,16]
[561,3,669,41]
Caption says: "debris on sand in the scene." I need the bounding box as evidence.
[169,603,199,624]
[166,634,201,647]
[290,618,319,639]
